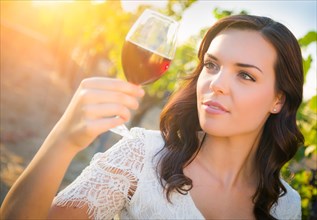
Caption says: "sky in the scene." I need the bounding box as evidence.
[122,0,317,99]
[123,0,316,41]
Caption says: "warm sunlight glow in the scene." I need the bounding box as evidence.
[32,0,74,6]
[122,1,166,12]
[91,0,106,5]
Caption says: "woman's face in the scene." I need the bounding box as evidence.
[196,28,282,137]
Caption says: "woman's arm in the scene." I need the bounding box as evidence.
[0,133,81,219]
[0,77,144,219]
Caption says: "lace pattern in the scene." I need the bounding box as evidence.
[53,128,146,219]
[53,127,301,219]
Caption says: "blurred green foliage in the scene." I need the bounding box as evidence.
[294,30,317,220]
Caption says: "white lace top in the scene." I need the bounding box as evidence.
[53,127,301,219]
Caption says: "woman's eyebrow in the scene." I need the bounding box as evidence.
[236,63,263,74]
[205,53,263,74]
[205,53,218,61]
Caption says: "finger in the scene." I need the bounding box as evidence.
[80,89,140,110]
[85,117,126,135]
[80,77,145,97]
[82,103,131,121]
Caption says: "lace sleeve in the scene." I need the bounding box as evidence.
[53,128,146,220]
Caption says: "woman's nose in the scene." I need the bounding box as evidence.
[209,71,229,95]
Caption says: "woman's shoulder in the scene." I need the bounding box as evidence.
[128,127,165,157]
[271,179,301,219]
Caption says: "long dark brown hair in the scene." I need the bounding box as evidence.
[157,15,304,219]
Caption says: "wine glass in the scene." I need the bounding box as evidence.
[110,9,179,137]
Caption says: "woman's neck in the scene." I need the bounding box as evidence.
[196,131,261,190]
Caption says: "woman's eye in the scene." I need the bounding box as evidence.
[203,61,219,72]
[239,72,256,82]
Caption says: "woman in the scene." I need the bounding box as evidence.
[1,15,303,219]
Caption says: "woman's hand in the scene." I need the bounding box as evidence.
[53,77,145,153]
[0,77,144,219]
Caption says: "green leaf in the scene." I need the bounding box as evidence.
[303,54,312,81]
[298,31,317,48]
[212,8,233,19]
[212,8,249,19]
[309,95,317,112]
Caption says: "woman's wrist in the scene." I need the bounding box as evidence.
[43,127,82,159]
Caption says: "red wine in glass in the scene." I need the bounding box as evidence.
[110,9,179,137]
[122,40,172,85]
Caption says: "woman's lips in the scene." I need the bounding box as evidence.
[201,100,229,114]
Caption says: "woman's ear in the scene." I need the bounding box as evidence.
[271,93,285,114]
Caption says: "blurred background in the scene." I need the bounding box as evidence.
[0,0,316,219]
